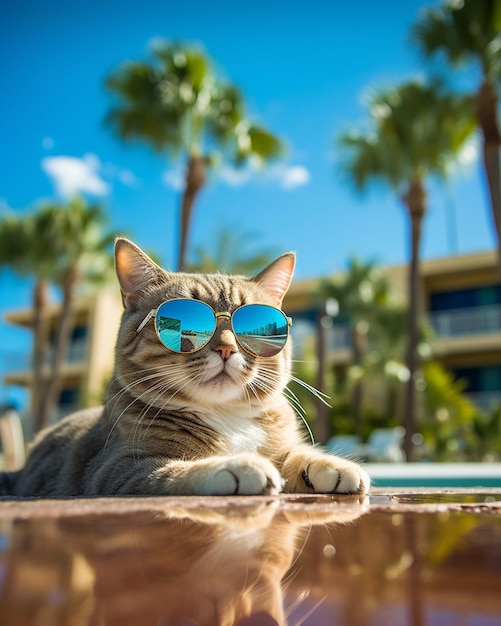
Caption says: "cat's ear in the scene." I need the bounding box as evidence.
[252,252,296,306]
[115,238,166,309]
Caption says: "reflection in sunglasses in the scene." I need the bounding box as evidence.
[140,299,292,357]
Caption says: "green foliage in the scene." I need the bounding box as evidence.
[411,0,501,80]
[338,79,476,194]
[35,197,116,288]
[466,405,501,461]
[319,258,391,319]
[105,41,283,164]
[420,361,478,460]
[0,197,115,289]
[328,397,400,443]
[187,228,277,274]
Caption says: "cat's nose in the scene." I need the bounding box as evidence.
[213,329,238,361]
[213,344,238,361]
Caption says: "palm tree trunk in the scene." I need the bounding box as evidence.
[177,154,207,271]
[402,178,426,461]
[32,280,51,433]
[38,267,78,429]
[350,325,364,428]
[476,78,501,271]
[315,305,330,444]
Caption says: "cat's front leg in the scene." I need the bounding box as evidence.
[153,453,284,496]
[280,446,370,495]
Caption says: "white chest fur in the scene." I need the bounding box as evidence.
[200,410,266,455]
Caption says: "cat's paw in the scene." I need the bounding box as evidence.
[302,456,370,495]
[199,455,283,496]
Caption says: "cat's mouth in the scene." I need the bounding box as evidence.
[207,366,235,383]
[202,360,241,387]
[195,353,249,397]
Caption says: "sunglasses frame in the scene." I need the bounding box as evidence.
[136,298,292,357]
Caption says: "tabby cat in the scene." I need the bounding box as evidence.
[1,238,369,497]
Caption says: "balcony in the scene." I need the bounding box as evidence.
[327,324,351,351]
[465,391,501,412]
[45,338,88,365]
[429,304,501,337]
[2,339,88,385]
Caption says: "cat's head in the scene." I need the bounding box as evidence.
[112,238,295,411]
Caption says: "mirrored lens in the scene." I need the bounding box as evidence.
[232,304,289,357]
[155,300,216,353]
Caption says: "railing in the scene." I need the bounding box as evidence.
[429,304,501,337]
[465,391,501,412]
[45,339,87,365]
[2,339,88,375]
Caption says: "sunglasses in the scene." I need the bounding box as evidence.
[136,298,292,357]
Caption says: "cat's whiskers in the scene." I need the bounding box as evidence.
[254,366,318,445]
[130,378,175,458]
[133,368,209,454]
[104,375,159,450]
[106,365,180,411]
[245,381,268,414]
[283,388,307,419]
[103,365,184,455]
[289,374,331,406]
[126,362,218,455]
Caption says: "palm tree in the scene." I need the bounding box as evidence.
[105,41,283,271]
[0,199,115,431]
[338,79,475,459]
[0,210,58,429]
[187,228,276,274]
[319,258,391,427]
[36,197,115,428]
[411,0,501,268]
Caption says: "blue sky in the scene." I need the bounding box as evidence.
[0,0,496,408]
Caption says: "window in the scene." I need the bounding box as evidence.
[430,285,501,312]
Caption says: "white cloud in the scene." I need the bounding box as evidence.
[217,165,254,187]
[443,137,479,179]
[162,167,185,191]
[118,168,140,187]
[217,162,311,190]
[101,161,141,188]
[458,138,479,168]
[161,161,311,191]
[276,165,311,190]
[42,154,109,198]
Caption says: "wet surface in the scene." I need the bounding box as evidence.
[386,492,501,504]
[0,490,500,625]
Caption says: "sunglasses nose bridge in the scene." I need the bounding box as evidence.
[215,311,231,325]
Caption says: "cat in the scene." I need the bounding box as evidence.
[0,238,370,497]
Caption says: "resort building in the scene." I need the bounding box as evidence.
[3,289,123,434]
[283,250,501,412]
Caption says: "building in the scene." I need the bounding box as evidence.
[3,288,123,433]
[422,252,501,410]
[283,250,501,412]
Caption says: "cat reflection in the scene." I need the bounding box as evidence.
[0,498,367,626]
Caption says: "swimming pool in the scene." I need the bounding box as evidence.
[366,462,501,488]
